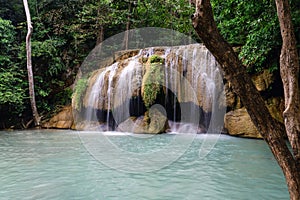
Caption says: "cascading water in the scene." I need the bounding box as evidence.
[83,62,118,130]
[113,58,143,125]
[106,63,118,129]
[80,44,224,133]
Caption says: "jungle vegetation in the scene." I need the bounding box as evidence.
[0,0,299,128]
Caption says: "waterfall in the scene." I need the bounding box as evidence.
[163,44,223,133]
[113,58,143,125]
[106,63,118,129]
[79,44,224,133]
[83,62,118,130]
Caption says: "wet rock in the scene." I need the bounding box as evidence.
[117,106,168,134]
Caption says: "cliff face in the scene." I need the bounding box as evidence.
[44,44,286,138]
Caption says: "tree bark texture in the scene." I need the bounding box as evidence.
[191,0,300,199]
[23,0,40,126]
[275,0,300,166]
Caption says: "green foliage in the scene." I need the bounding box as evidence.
[0,18,17,70]
[269,62,279,73]
[211,0,281,71]
[149,55,164,64]
[143,57,164,108]
[211,0,300,72]
[54,87,73,106]
[132,0,197,41]
[0,18,25,107]
[0,68,25,106]
[0,0,298,127]
[0,18,26,127]
[0,0,24,25]
[73,78,88,110]
[0,18,15,52]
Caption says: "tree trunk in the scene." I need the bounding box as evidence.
[96,25,104,46]
[275,0,300,166]
[123,2,132,50]
[96,6,104,46]
[191,0,300,199]
[23,0,40,127]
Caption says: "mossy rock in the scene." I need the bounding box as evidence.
[141,58,165,108]
[149,55,164,64]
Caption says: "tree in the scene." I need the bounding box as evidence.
[0,18,26,128]
[191,0,300,199]
[275,0,300,166]
[23,0,40,126]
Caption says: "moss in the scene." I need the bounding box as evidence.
[72,78,88,110]
[149,55,164,64]
[142,58,164,108]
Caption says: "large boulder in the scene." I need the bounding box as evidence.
[224,107,262,138]
[224,99,285,139]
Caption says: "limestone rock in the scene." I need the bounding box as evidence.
[266,97,284,123]
[224,107,262,138]
[42,106,74,129]
[148,106,168,134]
[117,106,168,134]
[252,69,274,91]
[117,116,147,133]
[224,82,242,110]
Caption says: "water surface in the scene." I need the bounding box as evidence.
[0,130,288,199]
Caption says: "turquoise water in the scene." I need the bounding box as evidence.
[0,130,288,199]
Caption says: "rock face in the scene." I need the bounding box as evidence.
[42,106,74,129]
[117,107,168,134]
[72,44,224,133]
[224,108,261,138]
[252,69,274,91]
[223,66,285,138]
[45,44,289,139]
[224,97,285,138]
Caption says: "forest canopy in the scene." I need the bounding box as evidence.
[0,0,299,128]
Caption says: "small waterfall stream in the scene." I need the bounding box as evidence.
[78,44,224,133]
[113,58,143,125]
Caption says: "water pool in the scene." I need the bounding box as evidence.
[0,130,288,199]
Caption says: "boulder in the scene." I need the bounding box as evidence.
[117,105,168,134]
[147,106,168,134]
[117,117,146,133]
[224,107,262,138]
